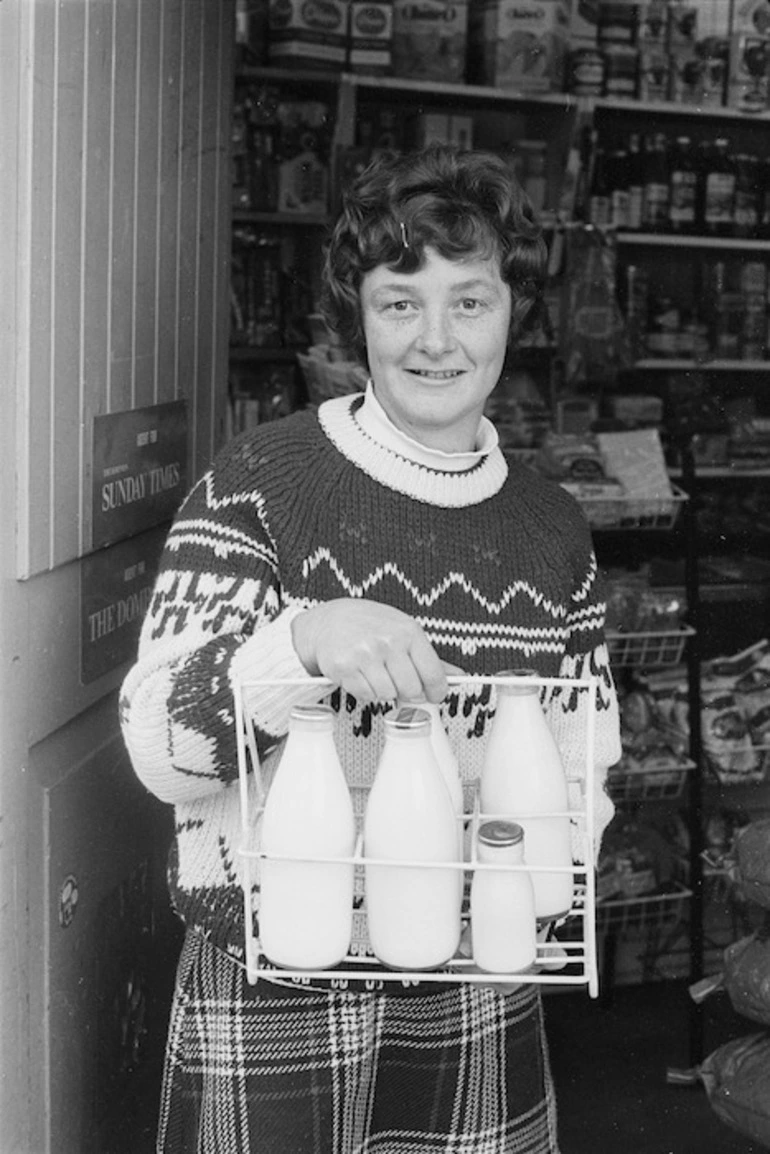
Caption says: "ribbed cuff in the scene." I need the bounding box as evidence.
[229,605,328,737]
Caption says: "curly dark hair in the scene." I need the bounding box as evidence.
[321,144,548,365]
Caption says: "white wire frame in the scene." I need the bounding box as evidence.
[233,672,600,997]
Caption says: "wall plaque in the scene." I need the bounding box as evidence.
[91,401,187,549]
[80,526,167,685]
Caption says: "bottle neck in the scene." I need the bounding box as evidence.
[477,839,525,865]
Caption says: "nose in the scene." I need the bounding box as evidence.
[416,306,455,356]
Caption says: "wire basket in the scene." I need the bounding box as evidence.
[607,758,695,803]
[606,626,695,668]
[578,486,688,531]
[596,883,692,935]
[233,673,601,995]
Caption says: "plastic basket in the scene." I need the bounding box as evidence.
[607,758,695,803]
[606,626,695,668]
[577,486,688,531]
[233,673,601,996]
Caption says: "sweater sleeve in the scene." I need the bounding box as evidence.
[119,439,319,806]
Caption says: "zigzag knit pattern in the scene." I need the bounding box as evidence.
[120,395,621,961]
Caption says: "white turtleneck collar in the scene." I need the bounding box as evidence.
[317,387,508,509]
[355,380,499,472]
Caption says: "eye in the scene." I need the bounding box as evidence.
[383,299,414,314]
[459,297,484,313]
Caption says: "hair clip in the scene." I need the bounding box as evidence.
[399,220,410,250]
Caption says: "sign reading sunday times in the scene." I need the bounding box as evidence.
[91,401,187,549]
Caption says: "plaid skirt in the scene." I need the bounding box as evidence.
[157,931,560,1153]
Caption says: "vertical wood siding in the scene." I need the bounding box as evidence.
[18,0,234,578]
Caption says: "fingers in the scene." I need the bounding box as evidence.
[292,599,461,706]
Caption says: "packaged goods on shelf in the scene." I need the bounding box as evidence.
[598,812,687,901]
[297,345,368,407]
[348,1,394,74]
[267,0,348,67]
[229,363,298,435]
[467,0,570,92]
[727,32,770,111]
[732,0,770,36]
[391,0,468,82]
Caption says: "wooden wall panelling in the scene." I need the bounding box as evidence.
[18,0,233,579]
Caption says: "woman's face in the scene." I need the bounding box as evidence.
[360,245,512,453]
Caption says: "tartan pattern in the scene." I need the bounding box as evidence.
[158,932,560,1153]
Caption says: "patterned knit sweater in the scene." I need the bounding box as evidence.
[120,394,621,964]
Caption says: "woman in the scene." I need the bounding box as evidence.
[120,144,621,1153]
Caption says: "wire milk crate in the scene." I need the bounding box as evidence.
[233,673,601,997]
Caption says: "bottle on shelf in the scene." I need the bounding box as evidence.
[364,706,462,970]
[479,670,574,923]
[733,153,760,239]
[259,704,356,970]
[588,146,612,228]
[609,148,630,230]
[471,820,537,974]
[642,132,670,233]
[625,132,645,232]
[759,157,770,240]
[668,135,697,235]
[622,262,650,360]
[700,137,737,238]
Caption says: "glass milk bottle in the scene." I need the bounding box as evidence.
[400,699,465,898]
[480,670,574,922]
[259,704,355,969]
[471,821,537,974]
[364,707,461,970]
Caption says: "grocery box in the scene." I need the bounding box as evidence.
[468,0,570,92]
[391,0,468,82]
[569,0,599,48]
[727,32,770,112]
[666,2,698,49]
[348,2,394,73]
[732,0,770,35]
[268,0,347,67]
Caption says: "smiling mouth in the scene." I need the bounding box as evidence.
[408,369,464,379]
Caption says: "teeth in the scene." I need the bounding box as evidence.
[412,370,461,379]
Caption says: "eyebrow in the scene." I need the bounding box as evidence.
[372,277,500,295]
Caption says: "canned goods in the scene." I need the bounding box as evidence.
[741,261,767,296]
[637,47,669,101]
[603,46,639,99]
[597,1,637,47]
[565,47,606,96]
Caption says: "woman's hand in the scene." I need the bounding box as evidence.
[292,598,463,704]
